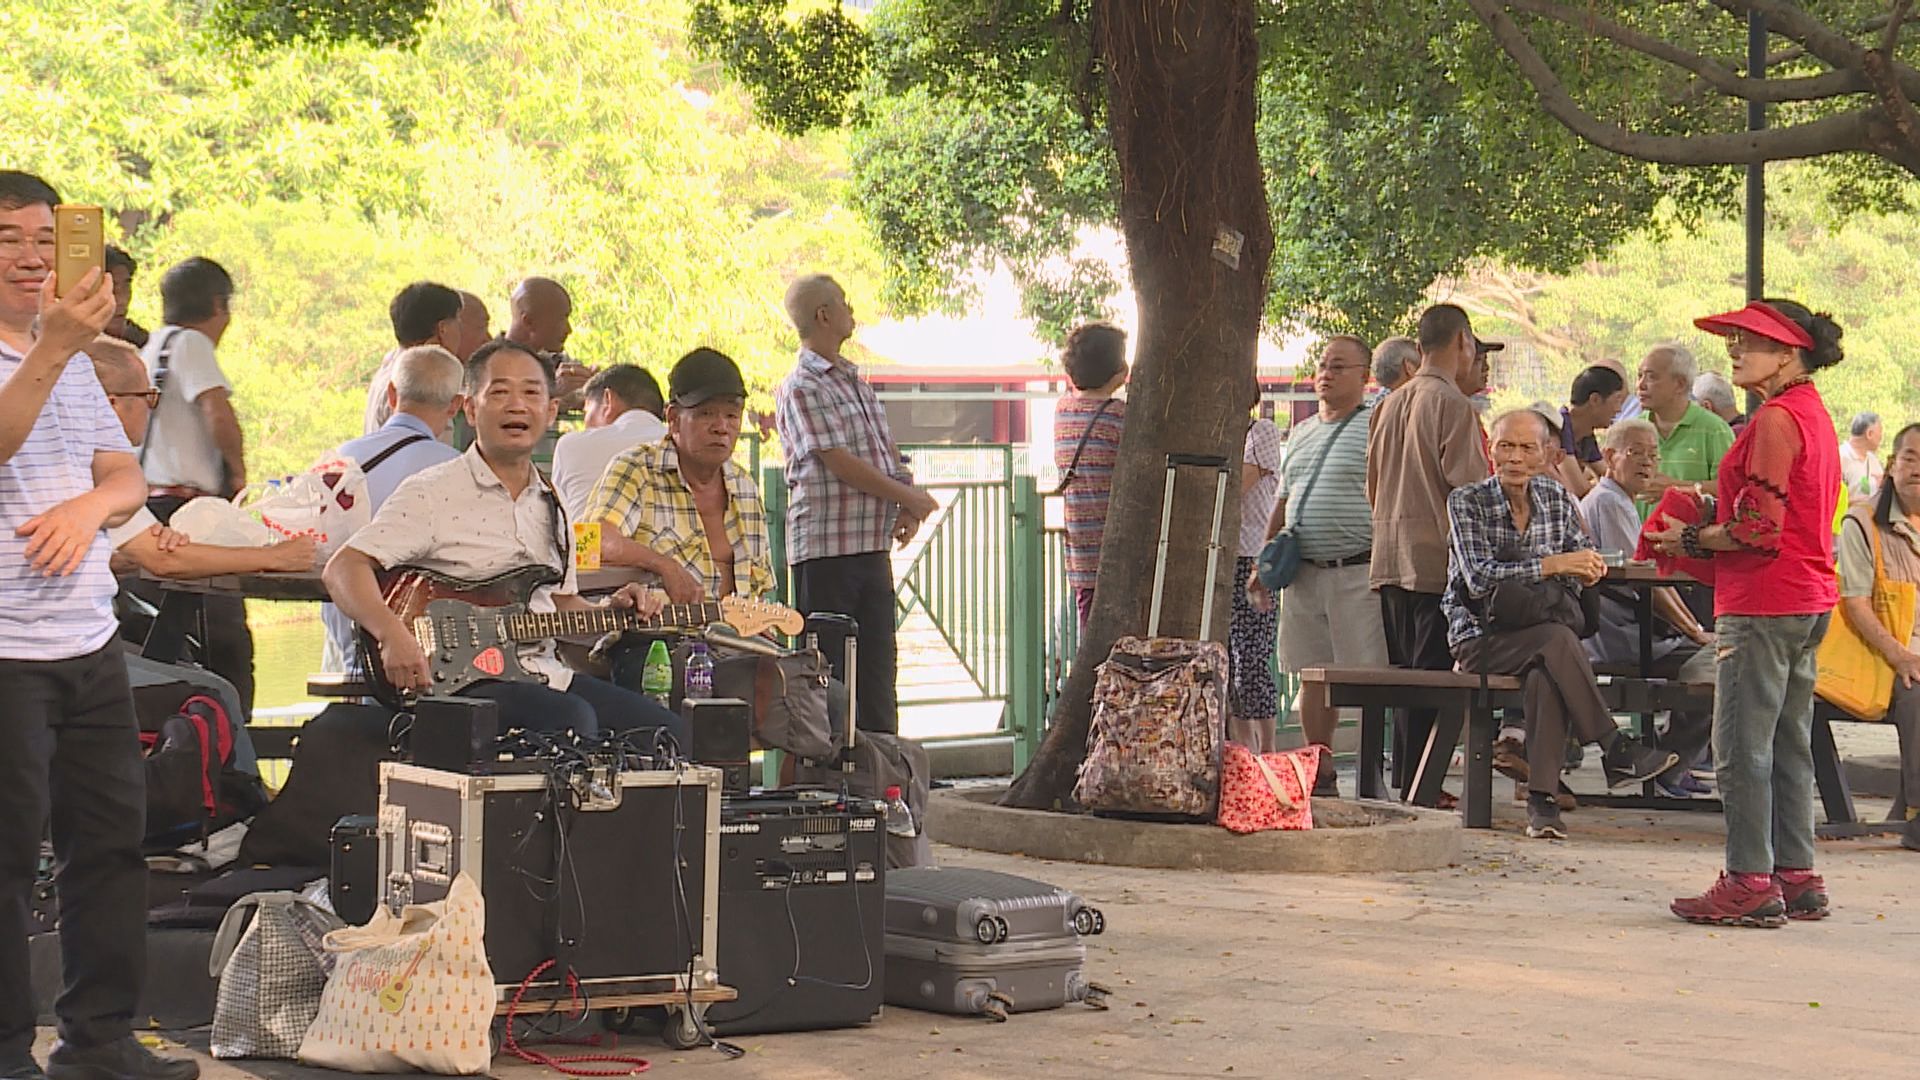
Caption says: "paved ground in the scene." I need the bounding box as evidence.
[57,784,1915,1080]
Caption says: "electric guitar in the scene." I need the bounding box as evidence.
[360,565,804,707]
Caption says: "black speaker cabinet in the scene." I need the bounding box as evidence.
[328,814,380,926]
[409,695,498,774]
[684,697,752,792]
[705,788,885,1035]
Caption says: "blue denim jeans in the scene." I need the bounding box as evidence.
[1712,613,1828,874]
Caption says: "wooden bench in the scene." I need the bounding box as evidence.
[246,724,299,763]
[1811,700,1907,838]
[1300,666,1523,828]
[1304,666,1897,837]
[306,672,374,699]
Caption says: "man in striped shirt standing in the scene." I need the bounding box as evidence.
[1250,335,1387,795]
[0,171,198,1080]
[775,274,937,735]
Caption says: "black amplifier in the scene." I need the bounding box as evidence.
[705,788,885,1035]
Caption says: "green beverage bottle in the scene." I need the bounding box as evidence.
[641,640,673,709]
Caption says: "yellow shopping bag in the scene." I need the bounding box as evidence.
[1816,523,1917,721]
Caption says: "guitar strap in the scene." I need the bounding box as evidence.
[538,473,571,584]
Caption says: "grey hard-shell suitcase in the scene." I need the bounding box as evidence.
[883,866,1107,1020]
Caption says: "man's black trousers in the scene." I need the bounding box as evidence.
[793,552,898,735]
[0,644,147,1059]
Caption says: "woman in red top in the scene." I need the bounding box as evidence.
[1647,299,1844,929]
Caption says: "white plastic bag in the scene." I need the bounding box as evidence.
[170,496,277,548]
[235,457,371,558]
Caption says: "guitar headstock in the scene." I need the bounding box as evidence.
[717,595,805,638]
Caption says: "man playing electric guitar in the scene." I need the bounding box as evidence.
[324,339,688,749]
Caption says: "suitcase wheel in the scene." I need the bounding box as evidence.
[973,915,1010,944]
[1084,981,1112,1010]
[1072,906,1106,936]
[982,991,1013,1023]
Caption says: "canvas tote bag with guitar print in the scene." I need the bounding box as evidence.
[299,874,494,1075]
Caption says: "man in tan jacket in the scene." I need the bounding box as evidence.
[1366,303,1492,798]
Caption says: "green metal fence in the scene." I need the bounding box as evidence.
[758,440,1305,772]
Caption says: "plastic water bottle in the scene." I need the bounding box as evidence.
[884,784,916,838]
[641,640,673,709]
[684,641,714,700]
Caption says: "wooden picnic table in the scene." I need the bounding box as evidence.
[1600,561,1697,679]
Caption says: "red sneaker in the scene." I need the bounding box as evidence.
[1774,869,1830,921]
[1670,872,1787,928]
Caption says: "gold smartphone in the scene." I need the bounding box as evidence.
[53,204,104,299]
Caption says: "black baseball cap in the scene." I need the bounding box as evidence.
[669,347,748,406]
[1474,336,1506,357]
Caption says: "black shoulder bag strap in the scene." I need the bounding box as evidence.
[357,433,430,474]
[1053,397,1120,495]
[138,327,184,468]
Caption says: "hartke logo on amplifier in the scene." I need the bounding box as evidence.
[720,822,762,834]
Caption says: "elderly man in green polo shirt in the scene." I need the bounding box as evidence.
[1637,343,1735,503]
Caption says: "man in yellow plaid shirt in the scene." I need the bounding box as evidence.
[586,347,776,602]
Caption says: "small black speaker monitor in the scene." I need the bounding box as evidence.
[684,697,752,792]
[411,695,499,774]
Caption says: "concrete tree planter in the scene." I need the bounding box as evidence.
[927,786,1462,873]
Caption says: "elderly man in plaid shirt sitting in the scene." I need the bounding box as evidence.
[1444,408,1677,840]
[587,347,777,603]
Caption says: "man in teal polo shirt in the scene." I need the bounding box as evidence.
[1637,343,1734,503]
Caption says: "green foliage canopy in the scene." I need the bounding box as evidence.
[1471,167,1920,439]
[2,0,883,479]
[691,0,1920,344]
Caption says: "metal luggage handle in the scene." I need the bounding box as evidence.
[1165,453,1229,469]
[1148,454,1234,639]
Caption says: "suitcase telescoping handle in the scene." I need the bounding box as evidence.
[805,612,859,757]
[1147,453,1233,641]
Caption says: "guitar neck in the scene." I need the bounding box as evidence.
[501,602,726,643]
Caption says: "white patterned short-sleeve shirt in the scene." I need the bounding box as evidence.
[345,445,580,690]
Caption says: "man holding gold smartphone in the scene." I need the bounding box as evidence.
[0,170,200,1080]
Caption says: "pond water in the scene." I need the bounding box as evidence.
[249,601,329,713]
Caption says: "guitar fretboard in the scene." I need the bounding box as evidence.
[502,602,725,642]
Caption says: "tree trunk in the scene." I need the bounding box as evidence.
[1003,0,1273,809]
